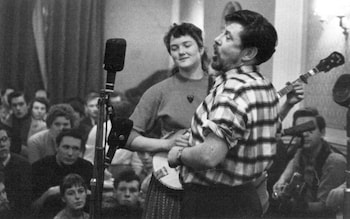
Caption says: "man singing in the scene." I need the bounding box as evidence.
[168,10,279,218]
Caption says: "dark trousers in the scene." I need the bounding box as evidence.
[181,183,262,219]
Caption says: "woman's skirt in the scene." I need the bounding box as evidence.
[142,174,183,219]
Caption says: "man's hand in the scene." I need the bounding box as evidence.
[32,185,60,213]
[272,179,287,200]
[168,146,184,168]
[165,131,190,151]
[279,82,305,121]
[286,82,304,106]
[47,186,60,197]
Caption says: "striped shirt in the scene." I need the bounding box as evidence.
[181,65,279,187]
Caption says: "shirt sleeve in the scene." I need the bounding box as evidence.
[129,85,162,135]
[317,153,346,204]
[202,92,248,150]
[27,134,41,164]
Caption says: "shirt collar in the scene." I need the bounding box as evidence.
[213,65,259,88]
[2,153,11,167]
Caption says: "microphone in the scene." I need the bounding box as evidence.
[282,120,316,136]
[105,116,133,167]
[104,38,126,92]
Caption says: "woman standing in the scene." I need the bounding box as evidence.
[125,23,211,218]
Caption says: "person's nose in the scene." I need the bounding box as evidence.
[214,33,223,46]
[124,189,131,197]
[178,45,186,55]
[57,124,65,131]
[67,148,73,156]
[75,192,83,200]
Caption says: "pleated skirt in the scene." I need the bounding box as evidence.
[142,175,183,219]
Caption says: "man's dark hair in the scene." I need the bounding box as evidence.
[113,170,141,190]
[8,91,27,106]
[56,128,85,152]
[292,107,326,131]
[59,173,87,197]
[225,10,278,65]
[65,97,86,118]
[46,103,76,128]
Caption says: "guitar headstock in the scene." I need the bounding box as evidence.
[316,51,345,73]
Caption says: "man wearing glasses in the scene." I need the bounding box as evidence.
[0,125,32,218]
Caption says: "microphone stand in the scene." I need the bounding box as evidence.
[90,90,110,219]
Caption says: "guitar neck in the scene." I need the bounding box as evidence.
[277,67,319,98]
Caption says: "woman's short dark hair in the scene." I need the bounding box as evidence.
[60,173,87,197]
[225,10,278,65]
[29,97,50,115]
[163,23,209,73]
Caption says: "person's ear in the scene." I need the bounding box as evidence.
[241,47,258,62]
[199,47,205,56]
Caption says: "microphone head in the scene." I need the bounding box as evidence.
[282,120,316,136]
[104,38,126,72]
[108,117,133,148]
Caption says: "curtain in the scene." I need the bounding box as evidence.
[0,0,105,104]
[0,0,42,99]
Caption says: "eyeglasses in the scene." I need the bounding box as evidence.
[0,136,9,143]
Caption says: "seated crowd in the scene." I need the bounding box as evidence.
[0,88,347,219]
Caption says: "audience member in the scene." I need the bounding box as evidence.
[0,88,14,108]
[102,169,143,219]
[272,107,346,217]
[0,125,32,217]
[0,171,12,218]
[31,128,93,217]
[6,91,31,154]
[27,97,49,139]
[0,88,14,126]
[34,89,49,101]
[81,92,99,130]
[54,173,89,219]
[65,97,86,127]
[27,103,76,163]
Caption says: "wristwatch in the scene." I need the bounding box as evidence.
[176,147,185,165]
